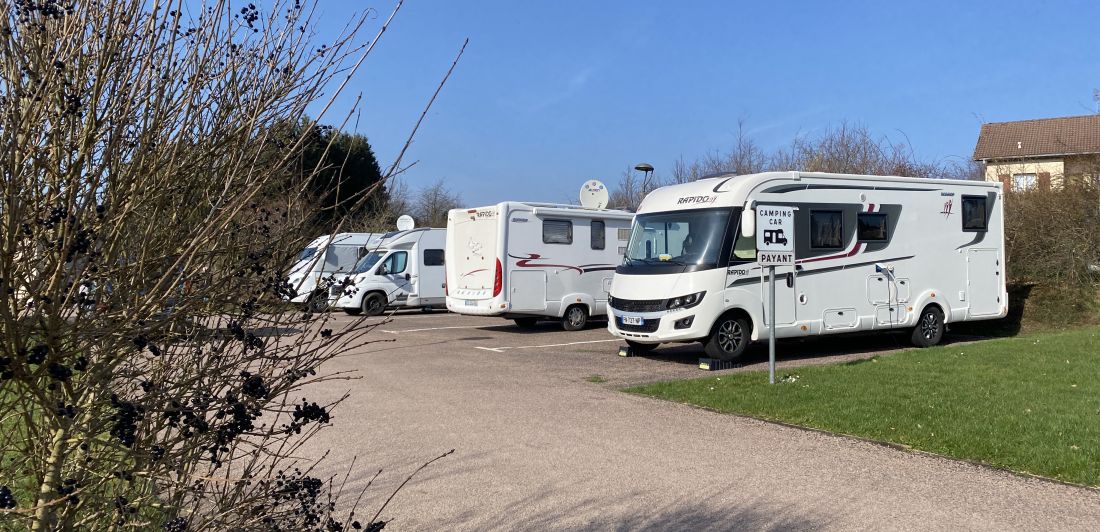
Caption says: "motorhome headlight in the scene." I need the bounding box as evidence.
[667,291,705,310]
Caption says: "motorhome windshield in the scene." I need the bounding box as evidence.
[624,208,734,268]
[351,250,386,274]
[298,247,318,261]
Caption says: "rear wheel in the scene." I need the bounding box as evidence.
[513,317,539,328]
[362,293,387,316]
[561,305,588,331]
[704,314,751,361]
[911,305,944,347]
[625,340,658,354]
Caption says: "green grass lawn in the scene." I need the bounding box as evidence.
[626,327,1100,486]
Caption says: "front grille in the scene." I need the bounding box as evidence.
[617,316,660,333]
[609,296,666,313]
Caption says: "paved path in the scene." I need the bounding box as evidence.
[304,312,1100,531]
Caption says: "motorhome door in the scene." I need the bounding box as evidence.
[377,251,411,303]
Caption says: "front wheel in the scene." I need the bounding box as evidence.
[306,291,329,313]
[561,305,588,331]
[911,306,945,347]
[362,293,387,316]
[704,314,751,361]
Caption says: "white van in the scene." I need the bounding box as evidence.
[286,233,381,312]
[445,202,633,330]
[331,228,447,315]
[608,171,1007,360]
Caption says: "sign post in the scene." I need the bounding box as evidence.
[756,206,795,385]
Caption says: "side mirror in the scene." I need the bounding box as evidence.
[377,266,388,275]
[740,207,755,238]
[404,273,411,281]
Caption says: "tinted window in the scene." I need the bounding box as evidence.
[962,196,987,232]
[857,213,889,242]
[590,221,605,250]
[424,248,445,266]
[543,219,573,244]
[810,210,843,249]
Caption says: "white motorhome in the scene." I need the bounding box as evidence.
[330,228,447,315]
[608,171,1007,360]
[445,202,634,330]
[286,232,381,312]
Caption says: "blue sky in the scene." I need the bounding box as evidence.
[310,0,1100,207]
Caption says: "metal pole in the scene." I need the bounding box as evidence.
[768,265,776,384]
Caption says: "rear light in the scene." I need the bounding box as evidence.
[444,281,448,296]
[493,258,503,297]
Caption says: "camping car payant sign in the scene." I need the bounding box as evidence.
[756,206,795,265]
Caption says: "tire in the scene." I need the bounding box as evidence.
[703,314,751,361]
[362,293,387,316]
[306,291,329,313]
[343,307,362,316]
[561,305,588,331]
[513,317,539,328]
[911,305,945,347]
[625,340,658,354]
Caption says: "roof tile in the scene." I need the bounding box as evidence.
[973,114,1100,160]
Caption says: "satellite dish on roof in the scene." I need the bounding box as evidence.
[396,215,415,231]
[579,180,609,209]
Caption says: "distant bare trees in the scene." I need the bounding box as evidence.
[348,178,462,231]
[610,122,982,211]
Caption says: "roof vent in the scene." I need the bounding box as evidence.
[1017,141,1022,149]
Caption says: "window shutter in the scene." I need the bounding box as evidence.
[998,174,1010,189]
[1037,172,1051,190]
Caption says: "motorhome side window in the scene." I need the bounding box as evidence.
[731,232,756,263]
[810,210,844,249]
[857,213,889,242]
[379,251,408,274]
[424,249,444,266]
[962,196,988,232]
[590,221,605,250]
[543,219,573,244]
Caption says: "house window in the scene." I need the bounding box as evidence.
[1012,173,1037,191]
[590,221,605,250]
[857,213,889,242]
[962,196,988,232]
[543,219,573,244]
[810,210,844,249]
[424,249,444,266]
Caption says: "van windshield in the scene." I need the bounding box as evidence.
[298,247,317,261]
[624,208,734,267]
[352,250,386,274]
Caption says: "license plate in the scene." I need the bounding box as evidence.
[465,299,477,306]
[621,316,643,326]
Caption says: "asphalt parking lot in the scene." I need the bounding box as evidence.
[303,310,1100,531]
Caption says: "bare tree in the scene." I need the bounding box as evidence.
[0,1,452,530]
[411,179,462,228]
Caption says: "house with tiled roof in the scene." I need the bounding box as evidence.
[973,114,1100,191]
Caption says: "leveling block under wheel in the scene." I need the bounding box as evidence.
[698,358,742,371]
[618,345,633,357]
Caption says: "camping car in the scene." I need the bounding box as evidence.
[445,201,633,330]
[330,228,447,315]
[286,233,381,311]
[608,171,1007,360]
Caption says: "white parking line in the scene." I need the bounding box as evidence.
[382,325,487,334]
[475,338,622,353]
